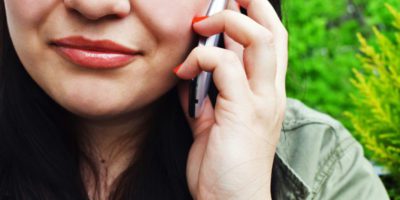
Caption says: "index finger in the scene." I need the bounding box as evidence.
[193,10,278,95]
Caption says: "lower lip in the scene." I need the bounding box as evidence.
[53,46,137,69]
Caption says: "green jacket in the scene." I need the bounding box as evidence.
[273,98,389,200]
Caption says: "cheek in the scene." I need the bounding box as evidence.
[136,0,208,41]
[4,0,56,79]
[4,0,56,28]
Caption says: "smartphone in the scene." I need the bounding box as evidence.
[189,0,228,118]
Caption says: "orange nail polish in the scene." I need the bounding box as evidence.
[173,64,183,74]
[192,16,208,25]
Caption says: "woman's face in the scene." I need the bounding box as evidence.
[4,0,209,119]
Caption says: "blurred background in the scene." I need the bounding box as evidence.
[283,0,400,199]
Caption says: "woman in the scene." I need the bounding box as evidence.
[0,0,389,199]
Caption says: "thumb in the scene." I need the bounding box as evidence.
[177,80,215,138]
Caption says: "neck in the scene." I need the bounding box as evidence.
[73,102,159,200]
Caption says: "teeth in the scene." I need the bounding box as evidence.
[78,50,126,58]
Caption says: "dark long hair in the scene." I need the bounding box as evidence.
[0,1,282,199]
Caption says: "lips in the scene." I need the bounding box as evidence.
[50,36,141,69]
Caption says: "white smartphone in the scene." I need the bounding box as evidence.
[189,0,228,118]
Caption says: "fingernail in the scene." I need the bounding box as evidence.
[192,16,208,25]
[237,2,241,10]
[173,64,183,74]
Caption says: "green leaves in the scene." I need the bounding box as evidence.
[284,2,400,198]
[284,0,363,127]
[285,0,400,130]
[346,4,400,198]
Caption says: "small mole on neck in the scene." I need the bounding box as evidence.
[100,159,106,164]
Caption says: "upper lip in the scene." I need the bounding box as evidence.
[51,36,140,55]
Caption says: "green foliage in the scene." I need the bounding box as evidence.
[345,4,400,199]
[283,0,356,124]
[283,1,400,198]
[283,0,400,129]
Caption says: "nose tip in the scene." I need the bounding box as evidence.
[64,0,131,20]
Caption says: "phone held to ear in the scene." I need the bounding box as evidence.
[189,0,228,118]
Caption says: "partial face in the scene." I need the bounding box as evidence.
[4,0,209,119]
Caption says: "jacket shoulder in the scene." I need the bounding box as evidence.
[275,98,389,199]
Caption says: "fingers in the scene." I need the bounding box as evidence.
[236,0,288,93]
[224,0,244,63]
[174,46,251,103]
[193,0,288,96]
[193,10,272,48]
[192,10,277,95]
[177,81,215,138]
[236,0,282,28]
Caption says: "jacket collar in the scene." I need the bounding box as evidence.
[272,99,312,199]
[273,149,311,199]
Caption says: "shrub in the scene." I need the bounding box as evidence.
[284,0,400,129]
[345,4,400,199]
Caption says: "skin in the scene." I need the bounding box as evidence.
[4,0,288,199]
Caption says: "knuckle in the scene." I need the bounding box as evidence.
[220,50,242,77]
[221,50,240,64]
[254,105,268,119]
[192,46,204,56]
[252,94,284,119]
[191,46,209,61]
[281,26,289,39]
[277,25,289,45]
[254,28,275,46]
[222,9,237,18]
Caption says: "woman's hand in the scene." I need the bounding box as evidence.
[174,0,288,199]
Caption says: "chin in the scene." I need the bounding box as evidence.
[56,90,159,122]
[50,91,128,120]
[47,77,175,121]
[63,101,128,121]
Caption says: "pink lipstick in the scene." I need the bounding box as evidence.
[51,36,141,69]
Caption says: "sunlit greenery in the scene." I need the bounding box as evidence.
[345,5,400,199]
[283,1,400,199]
[284,0,399,128]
